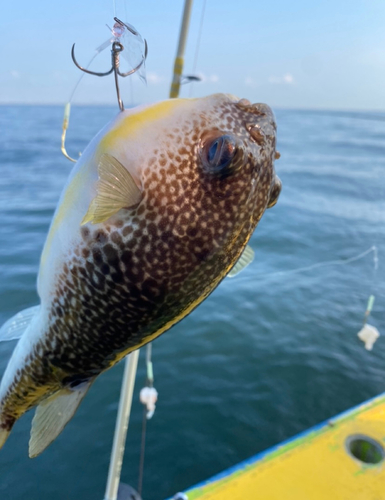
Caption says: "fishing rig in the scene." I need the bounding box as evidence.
[71,21,148,112]
[61,17,148,163]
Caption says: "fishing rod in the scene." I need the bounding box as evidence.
[169,0,194,98]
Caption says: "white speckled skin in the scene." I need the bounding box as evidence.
[0,93,281,449]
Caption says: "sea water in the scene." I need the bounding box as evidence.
[0,105,384,500]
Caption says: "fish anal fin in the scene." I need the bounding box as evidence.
[227,244,255,278]
[29,380,92,458]
[0,305,40,342]
[81,153,142,225]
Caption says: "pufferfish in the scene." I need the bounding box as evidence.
[0,93,281,457]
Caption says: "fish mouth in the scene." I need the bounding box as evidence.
[236,97,280,208]
[267,175,282,208]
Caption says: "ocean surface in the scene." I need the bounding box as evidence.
[0,105,384,500]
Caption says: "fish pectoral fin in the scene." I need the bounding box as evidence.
[227,245,255,278]
[0,305,40,342]
[81,153,142,225]
[29,381,92,458]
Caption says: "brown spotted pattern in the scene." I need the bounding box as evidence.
[1,95,281,427]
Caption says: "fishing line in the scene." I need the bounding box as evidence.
[253,245,378,282]
[129,76,134,107]
[250,245,380,349]
[357,243,379,348]
[137,406,147,497]
[138,343,158,495]
[61,37,115,162]
[189,0,207,97]
[124,0,129,29]
[357,143,384,349]
[112,0,129,25]
[61,38,113,162]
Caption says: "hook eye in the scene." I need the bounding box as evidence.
[112,41,124,53]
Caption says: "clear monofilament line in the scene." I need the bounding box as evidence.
[189,0,207,97]
[253,245,378,282]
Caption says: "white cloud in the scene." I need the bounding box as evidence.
[245,77,255,86]
[146,72,165,84]
[10,70,20,79]
[268,73,295,85]
[283,73,294,84]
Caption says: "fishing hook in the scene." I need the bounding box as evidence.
[71,18,148,111]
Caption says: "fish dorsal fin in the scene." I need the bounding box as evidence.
[29,381,92,458]
[227,245,255,278]
[81,153,142,225]
[0,305,40,342]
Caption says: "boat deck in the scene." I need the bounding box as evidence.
[178,392,385,500]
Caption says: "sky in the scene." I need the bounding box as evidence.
[0,0,384,110]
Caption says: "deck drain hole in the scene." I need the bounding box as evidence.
[346,434,384,465]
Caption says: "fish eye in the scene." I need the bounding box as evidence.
[200,134,239,177]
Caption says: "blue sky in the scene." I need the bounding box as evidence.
[0,0,384,110]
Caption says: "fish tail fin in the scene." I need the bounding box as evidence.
[29,380,92,458]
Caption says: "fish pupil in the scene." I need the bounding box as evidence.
[207,136,235,169]
[208,140,220,163]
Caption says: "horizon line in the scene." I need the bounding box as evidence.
[0,102,385,115]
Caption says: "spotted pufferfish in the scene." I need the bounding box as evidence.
[0,93,281,457]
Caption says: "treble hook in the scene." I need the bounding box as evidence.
[71,18,148,111]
